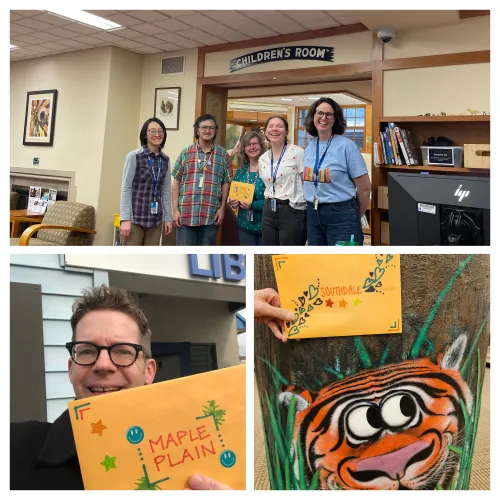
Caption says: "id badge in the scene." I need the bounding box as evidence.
[271,199,277,212]
[198,175,204,188]
[246,210,254,222]
[313,196,319,211]
[150,201,158,215]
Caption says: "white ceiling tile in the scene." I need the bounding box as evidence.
[205,11,247,23]
[176,13,217,28]
[174,28,208,42]
[46,27,82,38]
[134,46,164,54]
[71,35,107,46]
[159,11,196,18]
[10,24,36,35]
[105,13,144,26]
[301,18,341,30]
[55,39,91,48]
[31,13,74,26]
[23,45,54,54]
[201,25,250,42]
[10,39,30,48]
[130,23,165,35]
[11,10,44,17]
[132,35,163,45]
[238,21,279,38]
[10,34,47,45]
[171,38,202,49]
[198,34,226,45]
[15,18,55,30]
[10,12,23,21]
[272,24,310,35]
[152,18,192,31]
[40,42,75,51]
[156,43,183,52]
[127,11,168,22]
[326,13,360,25]
[113,39,147,49]
[26,31,63,42]
[154,32,189,44]
[63,23,101,35]
[282,11,326,22]
[90,32,125,43]
[112,28,145,39]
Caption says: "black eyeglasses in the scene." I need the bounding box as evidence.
[66,342,145,367]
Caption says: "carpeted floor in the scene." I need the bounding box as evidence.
[254,367,490,490]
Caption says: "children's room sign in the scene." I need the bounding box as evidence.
[68,365,245,490]
[272,254,402,339]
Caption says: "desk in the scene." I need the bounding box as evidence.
[10,210,44,238]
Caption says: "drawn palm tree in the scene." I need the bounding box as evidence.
[196,400,226,431]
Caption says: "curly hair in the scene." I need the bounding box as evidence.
[237,131,265,168]
[304,97,346,137]
[71,285,152,358]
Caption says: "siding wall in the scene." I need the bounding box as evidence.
[10,255,107,422]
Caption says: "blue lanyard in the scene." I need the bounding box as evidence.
[270,144,287,192]
[147,154,162,197]
[313,135,334,187]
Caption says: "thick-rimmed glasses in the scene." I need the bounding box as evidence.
[245,141,261,149]
[315,110,335,120]
[199,126,215,131]
[147,129,164,136]
[66,341,145,367]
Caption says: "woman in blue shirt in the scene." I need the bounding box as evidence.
[228,131,266,245]
[303,97,371,246]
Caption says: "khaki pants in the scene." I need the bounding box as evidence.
[121,223,162,246]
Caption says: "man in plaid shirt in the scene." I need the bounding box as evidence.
[172,114,232,246]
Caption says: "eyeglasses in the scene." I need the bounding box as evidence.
[147,129,164,136]
[245,142,261,148]
[66,341,146,367]
[199,126,215,131]
[315,111,335,120]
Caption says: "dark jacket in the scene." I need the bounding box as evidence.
[11,409,84,490]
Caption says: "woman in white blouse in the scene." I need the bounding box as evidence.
[258,116,306,245]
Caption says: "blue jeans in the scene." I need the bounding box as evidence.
[307,198,364,246]
[238,226,263,246]
[175,225,218,246]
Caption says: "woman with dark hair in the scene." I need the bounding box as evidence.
[119,118,173,245]
[303,97,371,246]
[228,131,266,245]
[259,116,306,246]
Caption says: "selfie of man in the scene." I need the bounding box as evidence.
[10,254,246,490]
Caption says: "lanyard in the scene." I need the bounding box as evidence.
[196,143,214,173]
[270,143,287,194]
[246,164,259,185]
[147,154,162,198]
[313,135,334,187]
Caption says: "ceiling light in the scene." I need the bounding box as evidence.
[281,98,293,101]
[47,9,122,30]
[10,44,18,49]
[308,96,321,100]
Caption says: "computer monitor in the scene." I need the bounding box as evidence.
[388,172,490,246]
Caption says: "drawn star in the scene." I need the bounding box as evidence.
[100,455,116,472]
[325,298,333,308]
[339,299,348,309]
[353,297,361,307]
[91,419,108,436]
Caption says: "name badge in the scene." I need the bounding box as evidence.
[150,201,158,215]
[271,199,277,212]
[246,210,254,222]
[199,176,204,188]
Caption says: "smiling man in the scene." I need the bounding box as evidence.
[10,285,231,490]
[172,114,232,246]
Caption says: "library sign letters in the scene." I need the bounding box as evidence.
[229,45,334,73]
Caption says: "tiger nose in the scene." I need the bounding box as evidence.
[354,441,430,480]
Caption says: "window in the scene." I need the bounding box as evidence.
[343,106,365,150]
[295,107,313,148]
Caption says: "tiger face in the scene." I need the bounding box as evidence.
[279,335,472,490]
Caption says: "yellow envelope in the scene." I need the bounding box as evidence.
[68,365,246,490]
[229,181,255,202]
[272,254,402,339]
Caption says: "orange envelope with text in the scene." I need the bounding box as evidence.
[229,181,255,202]
[68,365,246,490]
[272,254,402,339]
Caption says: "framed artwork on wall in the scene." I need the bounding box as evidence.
[154,87,181,130]
[23,89,58,146]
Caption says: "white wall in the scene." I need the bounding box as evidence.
[139,295,241,369]
[139,48,198,165]
[10,47,112,209]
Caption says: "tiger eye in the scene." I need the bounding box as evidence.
[400,395,416,417]
[366,406,383,429]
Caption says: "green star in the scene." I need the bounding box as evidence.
[100,455,117,472]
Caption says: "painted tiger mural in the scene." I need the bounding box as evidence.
[278,335,472,490]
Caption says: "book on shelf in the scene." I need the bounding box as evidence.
[394,126,411,165]
[387,123,402,165]
[380,122,420,166]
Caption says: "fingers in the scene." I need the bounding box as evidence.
[256,301,294,323]
[187,474,233,490]
[264,319,287,342]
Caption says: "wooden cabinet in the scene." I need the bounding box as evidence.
[371,115,490,245]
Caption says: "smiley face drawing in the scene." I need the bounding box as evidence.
[220,450,236,468]
[126,426,145,444]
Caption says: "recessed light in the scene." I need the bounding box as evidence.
[281,98,293,101]
[47,9,122,30]
[308,96,320,100]
[10,44,18,50]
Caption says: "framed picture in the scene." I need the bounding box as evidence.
[23,89,58,146]
[154,87,181,130]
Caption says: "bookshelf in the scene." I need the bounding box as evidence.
[371,116,490,245]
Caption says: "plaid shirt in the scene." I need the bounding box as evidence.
[120,147,171,228]
[173,143,232,226]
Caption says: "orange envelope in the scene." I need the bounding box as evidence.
[68,365,246,490]
[229,181,255,202]
[272,254,402,339]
